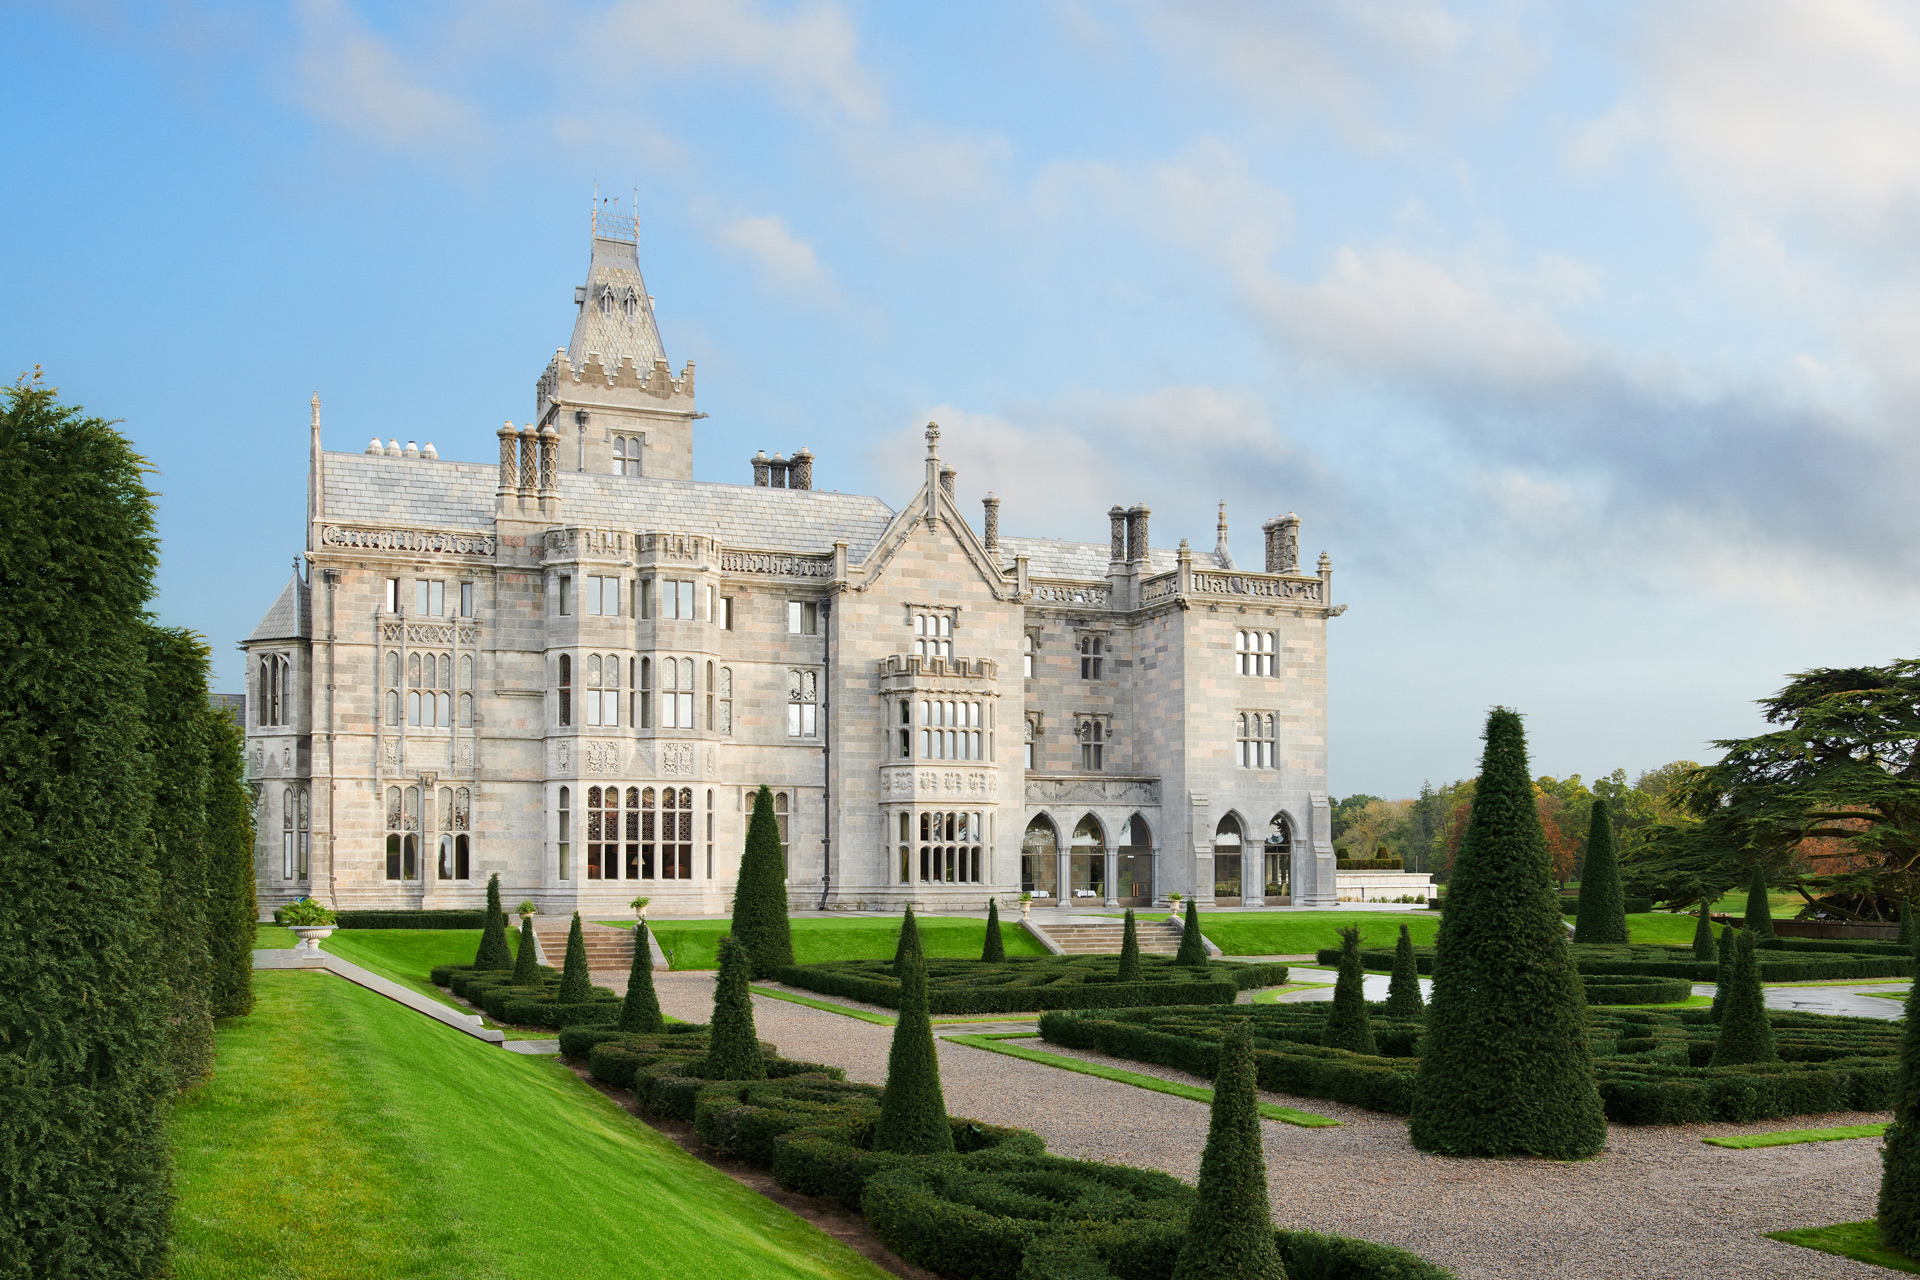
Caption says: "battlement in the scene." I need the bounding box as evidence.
[537,351,695,418]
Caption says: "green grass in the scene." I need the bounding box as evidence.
[1248,983,1334,1003]
[751,985,895,1026]
[1705,888,1811,919]
[1867,990,1910,1001]
[1200,910,1441,956]
[944,1032,1338,1128]
[1602,994,1713,1010]
[1705,1123,1888,1149]
[254,924,298,949]
[318,929,515,1012]
[172,969,893,1280]
[622,915,1048,970]
[1768,1220,1920,1274]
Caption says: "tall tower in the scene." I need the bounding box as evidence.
[534,197,698,479]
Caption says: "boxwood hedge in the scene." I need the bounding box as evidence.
[276,907,501,929]
[563,1022,1451,1279]
[431,961,620,1029]
[1316,942,1911,983]
[776,955,1288,1015]
[1579,976,1694,1005]
[1040,1003,1901,1125]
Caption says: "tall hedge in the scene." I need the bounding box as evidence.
[706,936,765,1081]
[1176,899,1207,966]
[873,909,953,1155]
[1171,1022,1285,1280]
[1572,802,1626,945]
[894,902,920,970]
[1323,927,1376,1054]
[474,873,511,970]
[1880,928,1920,1253]
[1408,707,1606,1160]
[203,695,256,1020]
[732,784,794,979]
[1744,864,1776,940]
[511,913,541,985]
[1710,928,1777,1067]
[620,922,663,1033]
[558,912,592,1004]
[1902,898,1915,951]
[142,626,217,1091]
[981,899,1005,963]
[1710,926,1735,1021]
[1692,900,1717,963]
[1117,909,1143,984]
[0,376,174,1278]
[1386,923,1424,1017]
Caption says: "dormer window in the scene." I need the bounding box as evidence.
[622,291,638,319]
[598,289,613,317]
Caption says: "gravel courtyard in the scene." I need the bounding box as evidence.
[620,968,1893,1280]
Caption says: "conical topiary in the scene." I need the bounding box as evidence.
[1323,926,1378,1054]
[1710,928,1778,1066]
[557,911,592,1003]
[511,913,541,984]
[620,922,663,1033]
[1710,925,1735,1021]
[706,936,765,1080]
[731,784,794,979]
[1118,909,1143,983]
[1901,898,1915,951]
[1573,802,1627,945]
[893,902,920,971]
[1407,707,1607,1160]
[1743,864,1776,941]
[982,898,1006,962]
[1692,898,1718,962]
[1878,925,1920,1252]
[873,910,953,1155]
[1176,898,1208,966]
[474,872,512,970]
[1386,923,1424,1017]
[1170,1022,1285,1280]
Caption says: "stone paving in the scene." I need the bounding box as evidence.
[595,966,1895,1280]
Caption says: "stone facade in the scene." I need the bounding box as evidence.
[243,215,1345,917]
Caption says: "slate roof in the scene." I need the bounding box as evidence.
[320,453,897,559]
[567,234,668,373]
[998,536,1179,581]
[248,572,310,641]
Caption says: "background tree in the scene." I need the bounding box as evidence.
[1573,802,1628,944]
[1170,1023,1285,1280]
[1879,928,1920,1253]
[1743,864,1776,941]
[732,785,794,978]
[1409,708,1606,1160]
[873,911,952,1155]
[0,374,174,1277]
[706,937,765,1081]
[1692,900,1718,962]
[203,699,256,1019]
[473,873,512,970]
[1329,793,1385,849]
[1626,661,1920,918]
[1904,898,1916,951]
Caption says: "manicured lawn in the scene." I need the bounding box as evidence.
[173,970,893,1280]
[319,928,512,1009]
[1706,1123,1888,1150]
[1201,910,1441,956]
[1620,911,1705,945]
[1768,1221,1920,1274]
[254,924,298,949]
[1705,888,1810,919]
[622,915,1047,970]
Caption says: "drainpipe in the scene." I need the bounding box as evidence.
[817,599,833,910]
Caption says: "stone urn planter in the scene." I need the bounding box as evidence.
[289,925,335,955]
[1019,896,1032,921]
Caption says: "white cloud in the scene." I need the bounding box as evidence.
[713,214,836,298]
[291,0,481,152]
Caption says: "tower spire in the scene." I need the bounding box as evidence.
[568,192,666,375]
[1214,499,1235,570]
[307,392,323,553]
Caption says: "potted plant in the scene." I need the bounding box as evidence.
[1166,891,1184,921]
[1019,891,1032,920]
[629,894,651,923]
[282,897,337,954]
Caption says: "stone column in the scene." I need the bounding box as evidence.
[1103,843,1119,908]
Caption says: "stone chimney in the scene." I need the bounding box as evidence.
[769,453,789,488]
[1108,506,1128,564]
[790,447,814,490]
[982,492,1000,552]
[751,450,770,486]
[1125,505,1150,564]
[939,463,956,499]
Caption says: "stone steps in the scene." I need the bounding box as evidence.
[1039,919,1184,956]
[531,921,635,969]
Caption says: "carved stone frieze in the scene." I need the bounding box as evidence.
[585,741,621,774]
[1140,574,1179,604]
[720,550,833,578]
[1188,571,1322,603]
[1025,776,1162,807]
[1029,581,1109,605]
[381,621,480,647]
[322,525,496,557]
[881,766,997,798]
[660,742,695,776]
[544,528,627,558]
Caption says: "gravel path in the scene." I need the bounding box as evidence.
[596,968,1890,1279]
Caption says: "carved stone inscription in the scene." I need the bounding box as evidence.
[323,526,496,557]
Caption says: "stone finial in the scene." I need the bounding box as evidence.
[386,438,401,456]
[421,442,438,460]
[982,492,1000,551]
[1108,506,1128,563]
[939,463,956,499]
[367,437,384,455]
[790,446,814,491]
[309,392,321,430]
[1213,499,1235,570]
[1318,550,1331,572]
[925,421,942,458]
[751,450,770,487]
[403,440,420,459]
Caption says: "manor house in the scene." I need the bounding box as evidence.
[243,208,1344,917]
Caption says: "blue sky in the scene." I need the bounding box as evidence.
[6,0,1919,798]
